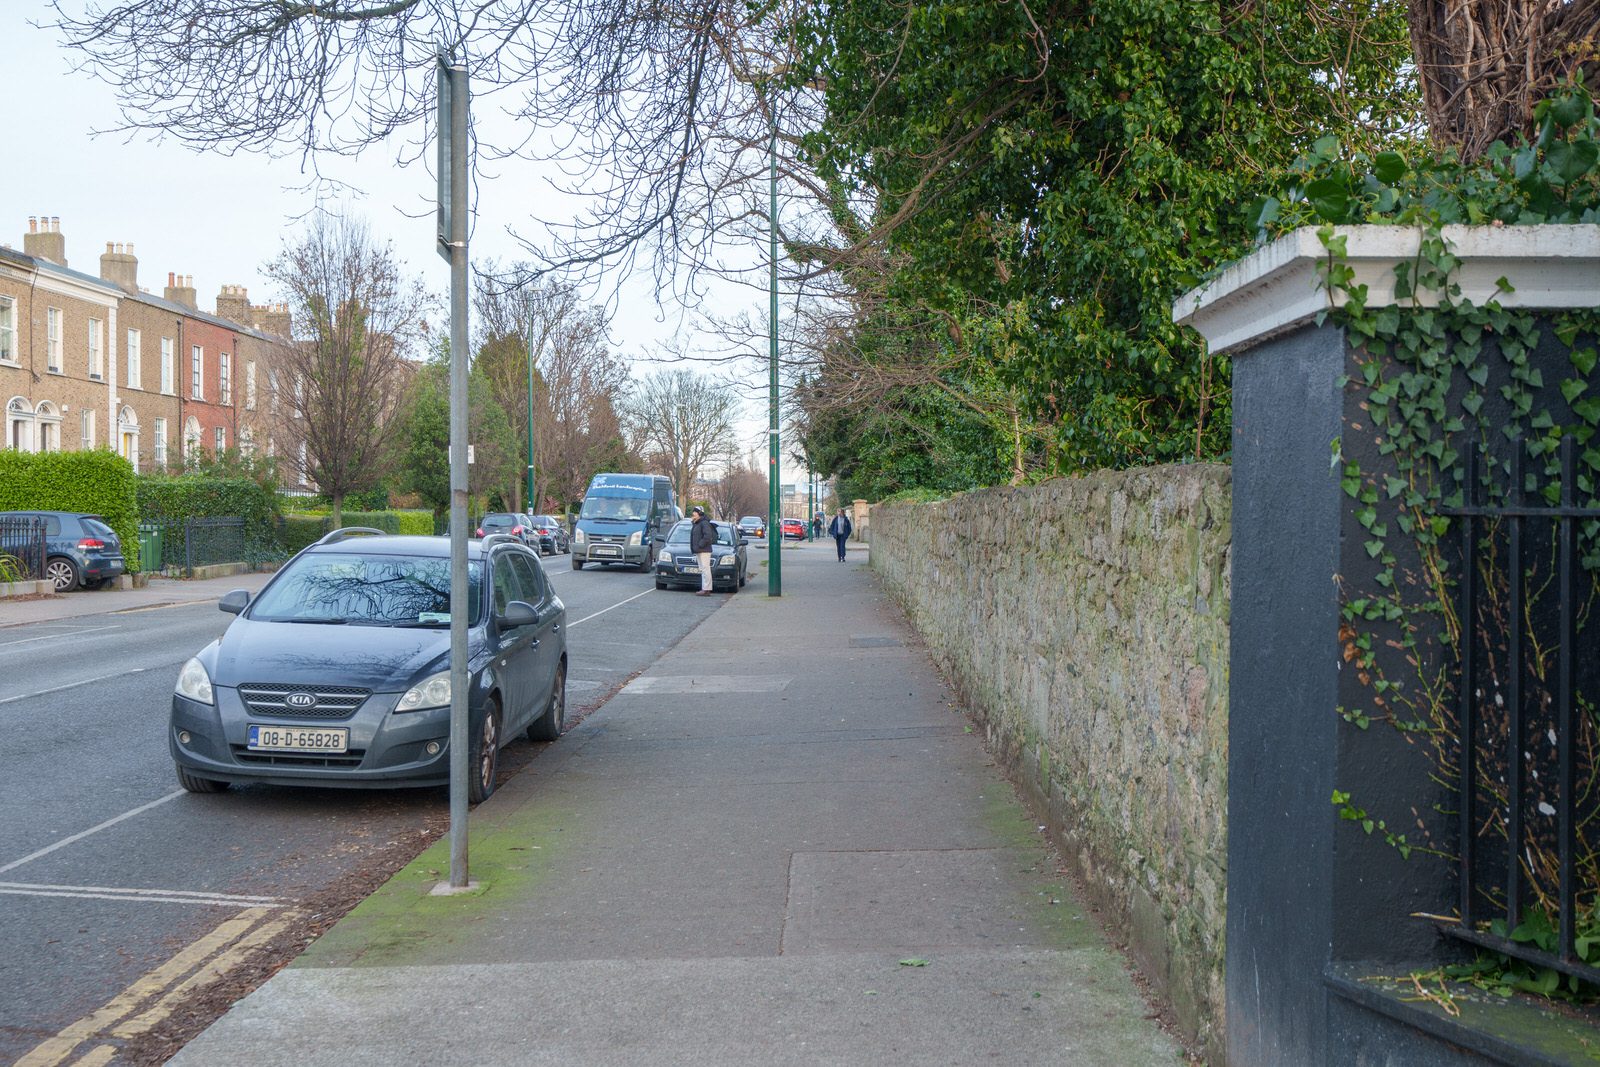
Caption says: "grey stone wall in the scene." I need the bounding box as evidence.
[870,464,1230,1061]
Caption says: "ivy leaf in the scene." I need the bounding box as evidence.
[1306,177,1351,221]
[1572,347,1598,376]
[1372,151,1406,184]
[1462,392,1485,417]
[1561,378,1588,404]
[1546,140,1600,186]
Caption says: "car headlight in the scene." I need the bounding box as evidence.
[176,657,214,705]
[717,552,738,564]
[573,528,586,544]
[396,671,451,713]
[628,531,643,546]
[658,548,672,563]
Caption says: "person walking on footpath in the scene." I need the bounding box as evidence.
[828,507,852,562]
[811,513,823,541]
[689,506,717,595]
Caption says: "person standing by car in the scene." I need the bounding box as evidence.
[689,506,717,595]
[828,507,852,562]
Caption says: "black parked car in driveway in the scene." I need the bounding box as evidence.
[169,530,567,802]
[654,519,748,593]
[529,515,569,555]
[0,510,126,591]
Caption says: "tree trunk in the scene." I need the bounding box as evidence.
[331,494,343,531]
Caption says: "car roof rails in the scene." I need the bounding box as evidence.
[316,527,390,546]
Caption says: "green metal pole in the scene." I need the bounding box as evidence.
[526,315,536,513]
[806,457,813,541]
[767,115,781,596]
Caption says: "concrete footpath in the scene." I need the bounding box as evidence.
[0,572,274,628]
[172,542,1184,1065]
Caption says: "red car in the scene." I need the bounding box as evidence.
[780,518,807,541]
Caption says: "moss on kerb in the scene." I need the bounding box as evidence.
[297,799,581,969]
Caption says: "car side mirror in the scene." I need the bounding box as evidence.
[219,589,251,615]
[498,600,538,628]
[739,537,749,546]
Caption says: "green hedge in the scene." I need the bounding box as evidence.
[138,475,283,572]
[395,510,433,536]
[275,510,436,558]
[0,450,141,571]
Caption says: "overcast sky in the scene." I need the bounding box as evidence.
[0,4,786,468]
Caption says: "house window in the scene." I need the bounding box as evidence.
[191,345,203,399]
[220,352,231,405]
[246,361,256,410]
[79,408,95,450]
[126,329,141,389]
[269,370,279,414]
[88,318,103,379]
[161,337,174,394]
[47,308,62,372]
[0,297,15,362]
[153,417,167,466]
[182,416,200,460]
[240,427,254,457]
[215,426,226,453]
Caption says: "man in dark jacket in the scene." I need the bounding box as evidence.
[689,506,717,595]
[828,507,852,562]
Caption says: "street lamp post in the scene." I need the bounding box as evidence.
[767,115,781,597]
[525,314,536,514]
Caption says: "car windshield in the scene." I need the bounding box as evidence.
[665,521,735,547]
[249,552,483,626]
[580,494,651,522]
[481,514,518,528]
[740,517,761,525]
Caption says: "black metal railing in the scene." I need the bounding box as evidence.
[0,515,46,580]
[139,517,257,576]
[1442,436,1600,985]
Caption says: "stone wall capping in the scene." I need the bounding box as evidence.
[1172,224,1600,356]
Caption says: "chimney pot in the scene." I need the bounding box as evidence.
[50,217,59,232]
[127,242,134,254]
[168,271,175,287]
[27,217,37,234]
[106,242,114,254]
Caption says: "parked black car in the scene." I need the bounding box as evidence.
[169,530,567,801]
[654,519,748,593]
[529,515,569,555]
[0,510,126,592]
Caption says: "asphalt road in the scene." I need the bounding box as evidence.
[0,548,755,1066]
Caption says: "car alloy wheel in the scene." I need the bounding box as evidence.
[45,557,79,592]
[470,700,501,803]
[528,661,566,742]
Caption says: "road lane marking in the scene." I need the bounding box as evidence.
[0,881,287,907]
[15,908,272,1067]
[0,625,118,650]
[112,909,303,1038]
[0,666,154,707]
[568,587,654,628]
[0,791,182,875]
[68,1047,114,1067]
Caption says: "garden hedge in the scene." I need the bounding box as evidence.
[0,450,141,571]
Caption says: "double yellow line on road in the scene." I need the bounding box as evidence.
[17,905,301,1066]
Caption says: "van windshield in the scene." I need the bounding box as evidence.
[579,494,651,522]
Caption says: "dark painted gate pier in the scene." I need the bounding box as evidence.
[1176,225,1600,1066]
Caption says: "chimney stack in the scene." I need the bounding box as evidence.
[100,241,139,291]
[216,284,252,323]
[23,215,66,265]
[251,300,292,338]
[164,272,197,310]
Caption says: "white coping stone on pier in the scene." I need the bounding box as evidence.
[1172,224,1600,356]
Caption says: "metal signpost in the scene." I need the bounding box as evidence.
[767,120,781,597]
[437,52,472,889]
[526,315,537,514]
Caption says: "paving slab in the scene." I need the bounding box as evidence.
[171,541,1184,1064]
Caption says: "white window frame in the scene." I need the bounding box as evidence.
[47,307,62,372]
[161,337,174,395]
[191,344,203,400]
[220,352,231,406]
[79,408,94,450]
[215,425,226,453]
[8,396,33,452]
[246,361,257,410]
[183,416,200,460]
[0,296,16,363]
[153,417,167,466]
[88,317,103,380]
[126,328,141,389]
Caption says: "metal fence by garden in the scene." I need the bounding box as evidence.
[0,515,46,581]
[1442,437,1600,988]
[138,517,282,576]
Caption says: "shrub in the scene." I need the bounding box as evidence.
[138,475,282,572]
[395,510,434,536]
[0,450,141,571]
[277,514,330,556]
